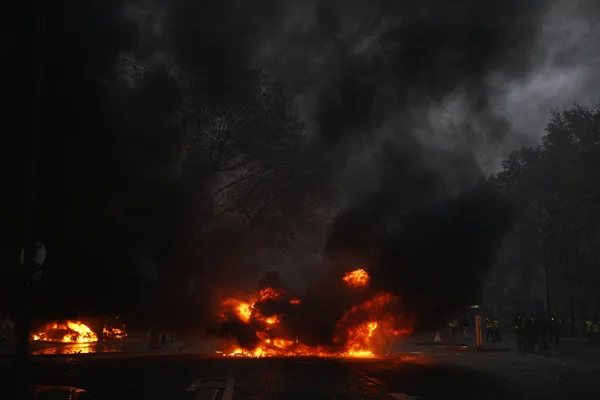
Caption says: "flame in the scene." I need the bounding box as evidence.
[103,326,127,339]
[222,298,253,323]
[258,287,285,302]
[32,320,128,343]
[342,268,369,287]
[344,321,378,357]
[31,321,98,343]
[217,268,412,358]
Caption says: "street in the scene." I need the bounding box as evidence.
[2,345,600,400]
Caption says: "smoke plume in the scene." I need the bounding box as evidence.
[7,0,598,333]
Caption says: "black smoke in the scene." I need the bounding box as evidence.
[283,0,541,330]
[325,180,516,332]
[1,0,556,336]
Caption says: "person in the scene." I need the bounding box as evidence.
[460,315,470,339]
[593,316,600,344]
[522,314,534,348]
[540,315,551,349]
[485,316,495,343]
[534,314,546,349]
[514,313,523,349]
[549,316,561,348]
[449,319,457,338]
[585,318,593,344]
[493,316,501,342]
[569,313,576,337]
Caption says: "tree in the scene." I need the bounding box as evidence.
[178,69,333,241]
[103,60,335,328]
[491,101,600,318]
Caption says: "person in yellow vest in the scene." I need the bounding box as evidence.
[593,316,600,344]
[493,317,501,342]
[485,316,495,343]
[449,319,457,338]
[586,318,594,344]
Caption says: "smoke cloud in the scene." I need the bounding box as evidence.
[6,0,598,333]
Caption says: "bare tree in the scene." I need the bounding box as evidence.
[178,70,332,239]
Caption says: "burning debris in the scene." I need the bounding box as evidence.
[217,268,412,357]
[103,326,127,339]
[31,319,128,343]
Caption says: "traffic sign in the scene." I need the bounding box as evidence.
[20,242,46,268]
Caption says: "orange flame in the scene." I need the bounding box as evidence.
[258,287,285,302]
[31,321,98,343]
[103,326,128,339]
[221,298,253,323]
[344,321,379,357]
[217,267,412,358]
[342,268,369,287]
[32,320,129,343]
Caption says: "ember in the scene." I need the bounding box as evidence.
[217,268,412,357]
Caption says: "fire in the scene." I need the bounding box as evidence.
[221,299,253,323]
[32,319,128,343]
[217,268,412,358]
[31,321,98,343]
[342,268,369,287]
[103,326,127,339]
[258,287,285,302]
[344,321,378,357]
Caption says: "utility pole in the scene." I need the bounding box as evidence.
[16,0,48,392]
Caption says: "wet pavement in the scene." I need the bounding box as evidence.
[1,347,600,399]
[4,355,390,399]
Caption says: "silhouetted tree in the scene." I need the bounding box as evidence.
[491,101,600,317]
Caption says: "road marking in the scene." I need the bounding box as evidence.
[388,394,419,399]
[186,377,235,400]
[347,366,387,386]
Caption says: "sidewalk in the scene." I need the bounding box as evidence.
[402,332,600,361]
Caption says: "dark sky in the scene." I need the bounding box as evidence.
[1,0,598,330]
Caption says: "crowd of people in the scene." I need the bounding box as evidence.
[447,313,600,349]
[513,314,562,349]
[448,315,471,339]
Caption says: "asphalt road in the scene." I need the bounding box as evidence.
[2,350,600,400]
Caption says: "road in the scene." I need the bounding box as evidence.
[2,348,600,400]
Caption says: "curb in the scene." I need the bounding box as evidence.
[413,342,467,346]
[443,346,511,352]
